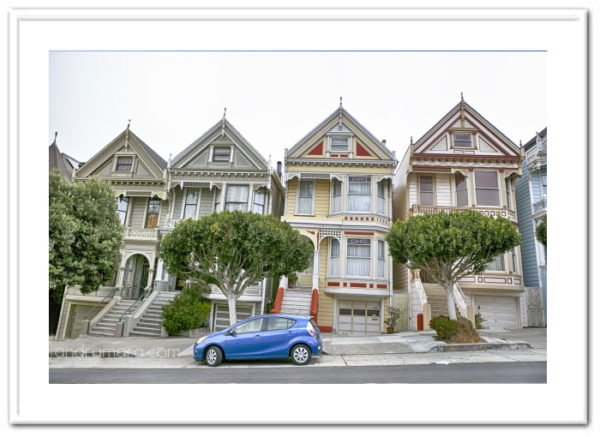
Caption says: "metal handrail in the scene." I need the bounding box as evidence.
[83,287,118,321]
[119,287,150,322]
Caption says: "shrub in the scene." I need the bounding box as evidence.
[429,316,457,341]
[474,312,485,329]
[385,307,403,331]
[162,283,211,336]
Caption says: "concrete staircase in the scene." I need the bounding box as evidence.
[88,299,140,337]
[423,283,460,318]
[280,288,313,316]
[130,291,178,337]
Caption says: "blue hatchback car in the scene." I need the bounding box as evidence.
[194,314,323,366]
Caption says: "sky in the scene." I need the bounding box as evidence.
[49,51,546,167]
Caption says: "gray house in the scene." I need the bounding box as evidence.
[159,114,285,331]
[515,128,547,326]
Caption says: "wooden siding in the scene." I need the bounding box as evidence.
[516,160,541,287]
[314,179,331,217]
[318,238,329,290]
[317,291,334,326]
[128,197,147,228]
[171,187,183,219]
[286,179,297,216]
[198,188,215,216]
[158,199,170,228]
[435,173,452,206]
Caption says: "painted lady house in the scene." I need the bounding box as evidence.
[55,123,172,339]
[393,98,530,331]
[275,101,400,335]
[162,113,285,332]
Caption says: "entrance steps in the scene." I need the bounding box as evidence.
[280,288,313,316]
[88,299,140,337]
[130,291,178,337]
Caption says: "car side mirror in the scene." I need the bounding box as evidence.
[226,329,236,336]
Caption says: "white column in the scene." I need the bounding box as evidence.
[218,183,227,212]
[156,259,165,280]
[312,250,320,290]
[279,275,288,289]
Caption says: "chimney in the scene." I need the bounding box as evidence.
[276,161,282,178]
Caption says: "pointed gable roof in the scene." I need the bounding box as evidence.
[171,117,269,172]
[286,105,395,161]
[412,99,520,157]
[49,133,79,180]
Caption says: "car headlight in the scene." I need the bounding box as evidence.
[196,336,208,345]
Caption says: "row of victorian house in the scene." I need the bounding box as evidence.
[52,99,547,340]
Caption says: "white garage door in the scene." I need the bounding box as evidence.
[338,300,381,335]
[213,304,254,332]
[474,296,519,329]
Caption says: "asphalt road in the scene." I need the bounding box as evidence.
[50,361,546,384]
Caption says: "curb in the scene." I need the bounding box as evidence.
[49,351,137,358]
[429,342,533,352]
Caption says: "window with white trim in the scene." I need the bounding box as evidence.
[332,179,342,213]
[453,132,472,148]
[377,181,385,214]
[348,176,371,212]
[212,146,231,162]
[486,253,505,272]
[253,188,266,214]
[511,248,518,273]
[329,239,340,276]
[330,136,349,152]
[455,173,469,207]
[541,173,547,196]
[347,238,371,277]
[297,181,314,215]
[116,196,129,225]
[505,179,512,209]
[183,189,199,219]
[214,189,221,211]
[115,156,133,172]
[225,185,249,211]
[145,199,161,229]
[377,240,385,278]
[474,170,500,206]
[419,175,434,206]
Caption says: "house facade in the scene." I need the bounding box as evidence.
[278,103,399,335]
[393,99,529,331]
[55,124,169,339]
[515,128,547,326]
[162,115,286,332]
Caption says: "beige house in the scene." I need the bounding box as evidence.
[393,99,527,331]
[277,102,399,335]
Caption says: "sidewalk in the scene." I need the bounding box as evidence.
[49,328,546,368]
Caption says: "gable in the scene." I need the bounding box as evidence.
[76,129,165,180]
[288,108,394,162]
[414,102,519,158]
[172,121,269,172]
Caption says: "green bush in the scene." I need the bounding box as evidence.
[162,283,211,336]
[429,316,457,341]
[474,312,485,329]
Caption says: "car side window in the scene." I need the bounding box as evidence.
[267,317,296,331]
[234,318,264,334]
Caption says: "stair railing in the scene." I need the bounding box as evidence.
[310,288,319,323]
[412,277,428,307]
[452,283,468,318]
[83,287,118,322]
[270,287,285,314]
[119,287,150,323]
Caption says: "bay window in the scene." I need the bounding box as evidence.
[377,240,385,278]
[116,196,129,225]
[145,199,160,228]
[297,181,314,215]
[225,185,249,211]
[182,189,199,219]
[329,239,340,276]
[419,175,434,206]
[347,238,371,277]
[455,173,468,207]
[505,179,512,209]
[474,170,500,206]
[252,188,266,214]
[332,179,342,213]
[377,181,385,214]
[348,176,371,212]
[486,253,505,272]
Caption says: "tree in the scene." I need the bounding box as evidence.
[159,211,313,326]
[49,170,123,320]
[536,214,547,246]
[386,210,520,320]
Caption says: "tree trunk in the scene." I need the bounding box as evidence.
[445,283,458,321]
[227,295,238,326]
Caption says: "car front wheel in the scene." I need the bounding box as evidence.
[291,344,312,365]
[205,346,223,367]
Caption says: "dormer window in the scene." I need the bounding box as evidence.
[330,136,350,152]
[453,133,472,148]
[115,156,133,172]
[212,146,231,162]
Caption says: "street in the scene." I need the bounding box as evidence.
[49,361,546,384]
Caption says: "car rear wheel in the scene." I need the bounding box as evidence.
[291,344,312,365]
[205,346,223,367]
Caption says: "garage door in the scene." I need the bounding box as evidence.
[338,300,381,335]
[213,304,254,332]
[474,296,519,329]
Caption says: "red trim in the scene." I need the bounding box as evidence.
[307,141,323,156]
[310,289,319,323]
[343,282,347,286]
[270,287,285,313]
[331,154,338,157]
[350,283,367,288]
[356,142,372,157]
[345,231,374,236]
[339,154,348,158]
[327,282,340,286]
[369,284,374,288]
[413,152,520,161]
[376,284,388,289]
[319,325,333,333]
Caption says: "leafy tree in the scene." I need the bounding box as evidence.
[536,214,547,246]
[49,170,123,311]
[160,211,313,326]
[386,210,520,320]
